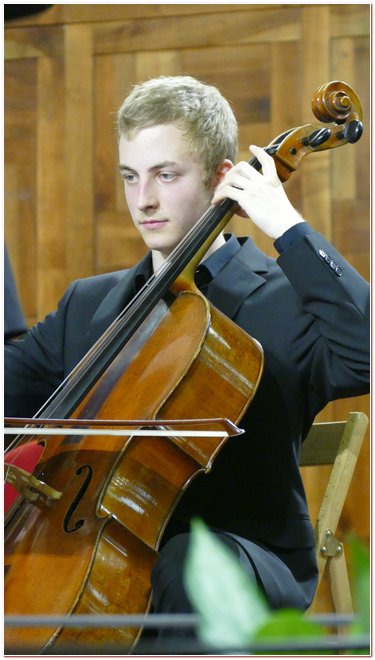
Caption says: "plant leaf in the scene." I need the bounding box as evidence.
[254,608,325,654]
[347,536,370,634]
[183,518,270,648]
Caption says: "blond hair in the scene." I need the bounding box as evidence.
[117,76,238,184]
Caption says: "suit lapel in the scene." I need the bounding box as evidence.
[88,267,139,345]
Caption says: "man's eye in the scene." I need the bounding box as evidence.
[159,172,176,181]
[122,173,136,183]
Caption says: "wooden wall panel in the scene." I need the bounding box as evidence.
[4,4,370,614]
[4,58,38,322]
[65,25,95,281]
[36,55,65,315]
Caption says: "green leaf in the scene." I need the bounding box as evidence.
[347,536,370,634]
[254,608,325,654]
[183,518,270,648]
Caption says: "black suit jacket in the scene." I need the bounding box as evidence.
[5,231,369,604]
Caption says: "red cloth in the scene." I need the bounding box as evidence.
[4,442,43,512]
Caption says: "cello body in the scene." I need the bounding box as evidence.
[5,288,263,652]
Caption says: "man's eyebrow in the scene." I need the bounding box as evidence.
[119,161,179,173]
[119,164,136,173]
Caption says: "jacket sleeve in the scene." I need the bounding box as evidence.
[4,282,77,418]
[277,230,370,404]
[4,265,137,419]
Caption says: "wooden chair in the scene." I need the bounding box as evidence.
[299,411,368,614]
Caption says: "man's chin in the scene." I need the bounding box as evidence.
[148,238,179,255]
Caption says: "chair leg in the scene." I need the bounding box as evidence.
[327,547,353,615]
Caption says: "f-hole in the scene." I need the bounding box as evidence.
[63,465,92,533]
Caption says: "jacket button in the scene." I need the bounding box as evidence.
[335,266,343,277]
[329,260,337,269]
[318,249,327,259]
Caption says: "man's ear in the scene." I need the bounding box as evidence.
[212,159,233,188]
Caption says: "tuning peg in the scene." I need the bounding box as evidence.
[302,128,331,148]
[340,119,363,143]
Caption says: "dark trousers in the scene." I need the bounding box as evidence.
[135,531,256,653]
[136,531,317,653]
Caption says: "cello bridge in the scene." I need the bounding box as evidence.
[5,463,62,504]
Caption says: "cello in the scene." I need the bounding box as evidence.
[4,81,363,653]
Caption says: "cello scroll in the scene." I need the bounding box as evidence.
[251,81,363,182]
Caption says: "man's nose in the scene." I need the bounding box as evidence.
[137,181,159,211]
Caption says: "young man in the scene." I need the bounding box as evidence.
[5,76,370,645]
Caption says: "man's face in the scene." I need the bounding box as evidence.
[119,124,214,260]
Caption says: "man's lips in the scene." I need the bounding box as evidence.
[140,220,168,230]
